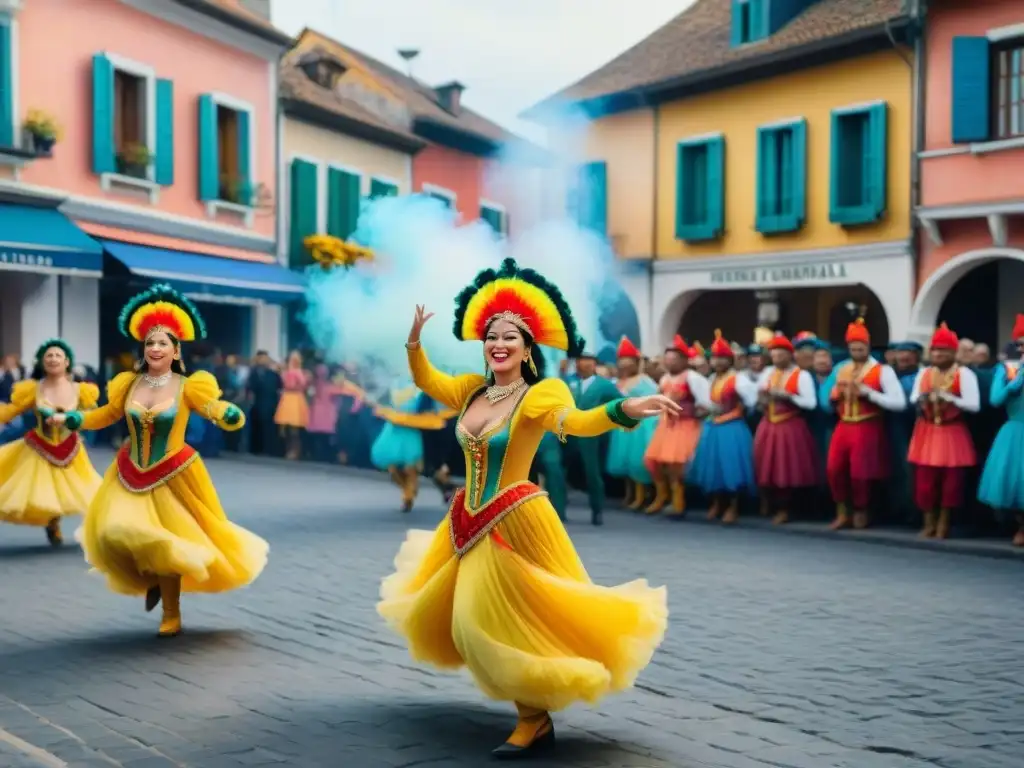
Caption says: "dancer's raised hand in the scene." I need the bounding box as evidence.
[408,304,435,346]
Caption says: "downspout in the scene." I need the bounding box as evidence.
[649,97,659,351]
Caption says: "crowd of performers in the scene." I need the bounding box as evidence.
[362,315,1024,548]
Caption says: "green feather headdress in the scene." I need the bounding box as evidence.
[34,338,74,368]
[117,283,207,342]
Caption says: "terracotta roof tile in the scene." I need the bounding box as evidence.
[536,0,907,109]
[296,28,520,147]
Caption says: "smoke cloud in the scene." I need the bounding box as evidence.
[302,108,625,378]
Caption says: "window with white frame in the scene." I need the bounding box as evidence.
[198,93,254,207]
[422,183,456,209]
[92,53,164,183]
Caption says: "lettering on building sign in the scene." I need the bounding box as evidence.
[709,263,849,285]
[0,251,54,267]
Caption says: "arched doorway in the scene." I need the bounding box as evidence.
[909,247,1024,346]
[663,284,890,348]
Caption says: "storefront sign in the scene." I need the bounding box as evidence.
[709,262,849,285]
[0,250,55,268]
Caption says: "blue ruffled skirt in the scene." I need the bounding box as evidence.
[977,420,1024,515]
[606,419,655,483]
[688,418,756,494]
[371,423,423,470]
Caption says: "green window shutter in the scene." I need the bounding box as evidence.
[674,142,687,239]
[755,126,777,232]
[0,22,12,148]
[951,36,991,143]
[578,161,607,235]
[289,159,318,268]
[749,0,767,40]
[788,119,808,229]
[828,110,841,223]
[327,167,360,240]
[730,0,744,46]
[866,103,888,219]
[705,137,725,239]
[369,178,398,198]
[92,53,115,174]
[154,79,174,186]
[236,109,251,202]
[480,205,504,234]
[197,95,218,201]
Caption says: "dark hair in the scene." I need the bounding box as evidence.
[484,320,546,385]
[136,332,187,375]
[31,345,73,380]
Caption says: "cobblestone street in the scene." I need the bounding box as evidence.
[1,449,1021,767]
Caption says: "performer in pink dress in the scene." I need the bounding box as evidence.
[753,332,820,524]
[908,323,979,539]
[826,319,906,530]
[643,335,709,516]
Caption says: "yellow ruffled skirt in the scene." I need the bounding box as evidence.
[78,457,269,596]
[378,495,668,712]
[0,438,102,526]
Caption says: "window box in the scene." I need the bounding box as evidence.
[756,119,807,234]
[829,102,887,227]
[675,134,725,242]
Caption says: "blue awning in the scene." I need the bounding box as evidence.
[0,204,103,276]
[102,240,306,303]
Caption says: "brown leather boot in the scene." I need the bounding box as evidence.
[402,467,419,512]
[706,496,722,521]
[772,510,789,525]
[668,481,686,516]
[645,480,669,514]
[852,510,869,529]
[628,483,647,510]
[920,510,937,538]
[936,508,952,539]
[45,518,63,547]
[829,503,850,530]
[157,576,182,637]
[721,497,739,525]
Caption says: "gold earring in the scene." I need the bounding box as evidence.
[527,355,537,377]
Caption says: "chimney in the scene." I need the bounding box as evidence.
[435,81,466,115]
[238,0,272,21]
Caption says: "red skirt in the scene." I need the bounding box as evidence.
[754,417,821,489]
[908,420,976,468]
[828,419,890,480]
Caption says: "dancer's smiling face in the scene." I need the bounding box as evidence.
[484,319,527,377]
[42,346,69,376]
[144,331,176,374]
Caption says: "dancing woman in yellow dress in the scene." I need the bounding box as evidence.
[378,258,674,759]
[49,284,269,637]
[0,339,102,546]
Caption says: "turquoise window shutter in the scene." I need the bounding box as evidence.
[289,158,318,268]
[730,0,744,46]
[154,79,174,186]
[951,36,991,143]
[92,53,115,174]
[236,109,251,202]
[369,178,398,198]
[480,205,504,233]
[828,111,841,223]
[706,137,725,238]
[866,103,888,217]
[749,0,767,40]
[327,168,360,240]
[755,126,777,232]
[585,161,608,235]
[789,119,808,227]
[0,23,12,148]
[674,143,687,239]
[197,94,218,201]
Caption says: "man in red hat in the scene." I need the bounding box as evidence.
[908,323,980,539]
[753,332,820,524]
[826,318,907,530]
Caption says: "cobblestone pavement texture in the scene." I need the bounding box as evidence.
[1,448,1022,768]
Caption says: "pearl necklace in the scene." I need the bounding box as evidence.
[485,377,526,404]
[142,371,172,388]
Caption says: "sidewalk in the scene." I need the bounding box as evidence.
[201,449,1024,563]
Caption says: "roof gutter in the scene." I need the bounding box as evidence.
[171,0,294,46]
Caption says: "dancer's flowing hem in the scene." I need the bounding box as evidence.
[644,417,701,467]
[978,421,1024,512]
[0,435,101,526]
[371,423,425,470]
[274,391,309,428]
[378,489,668,713]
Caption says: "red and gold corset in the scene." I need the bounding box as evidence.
[833,362,883,422]
[662,373,696,418]
[766,368,802,424]
[710,372,744,424]
[919,365,963,425]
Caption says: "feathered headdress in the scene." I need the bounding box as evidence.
[453,258,585,356]
[118,283,207,343]
[34,338,74,367]
[709,329,732,358]
[845,318,870,345]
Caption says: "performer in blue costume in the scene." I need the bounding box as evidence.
[606,336,658,510]
[371,378,456,512]
[977,314,1024,546]
[689,330,757,524]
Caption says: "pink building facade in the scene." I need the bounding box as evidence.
[0,0,293,366]
[911,0,1024,345]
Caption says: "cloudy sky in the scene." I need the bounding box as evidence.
[271,0,691,141]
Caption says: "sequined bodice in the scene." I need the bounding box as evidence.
[457,392,529,509]
[33,389,80,444]
[126,397,180,467]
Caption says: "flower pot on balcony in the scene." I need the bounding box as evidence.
[32,134,55,154]
[116,158,148,179]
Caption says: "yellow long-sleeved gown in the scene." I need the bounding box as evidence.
[378,346,668,712]
[75,370,268,596]
[0,379,103,526]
